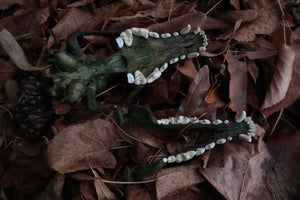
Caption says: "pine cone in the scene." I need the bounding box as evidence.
[14,75,54,141]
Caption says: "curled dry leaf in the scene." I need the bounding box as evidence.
[261,44,295,110]
[156,163,205,200]
[47,118,120,173]
[177,65,211,116]
[52,8,93,40]
[0,29,43,71]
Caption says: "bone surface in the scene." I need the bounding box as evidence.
[115,37,124,48]
[134,70,147,85]
[180,24,191,34]
[126,73,134,84]
[147,68,161,83]
[120,29,133,46]
[131,27,149,38]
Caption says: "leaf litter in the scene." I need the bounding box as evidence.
[0,0,299,199]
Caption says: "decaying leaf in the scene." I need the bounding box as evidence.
[0,29,43,71]
[177,59,198,79]
[177,65,211,116]
[261,44,295,110]
[47,118,120,173]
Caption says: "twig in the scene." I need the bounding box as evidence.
[206,0,223,16]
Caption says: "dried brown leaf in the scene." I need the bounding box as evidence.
[0,29,43,71]
[227,54,247,115]
[47,118,120,173]
[262,44,300,116]
[233,9,279,42]
[52,8,93,40]
[37,173,65,200]
[202,16,231,30]
[261,44,294,110]
[156,164,205,200]
[230,0,240,9]
[91,168,117,200]
[177,65,211,116]
[177,59,198,79]
[0,0,29,10]
[216,9,258,23]
[199,125,272,200]
[126,185,151,200]
[247,60,259,83]
[246,50,277,60]
[0,59,17,92]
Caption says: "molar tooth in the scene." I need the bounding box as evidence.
[126,73,135,84]
[199,30,205,36]
[180,24,191,34]
[163,158,168,163]
[134,70,147,85]
[177,115,184,124]
[157,119,162,124]
[182,116,191,124]
[238,134,252,142]
[205,142,215,150]
[212,119,223,125]
[183,150,196,161]
[115,37,124,48]
[227,136,233,141]
[161,33,171,38]
[169,117,177,124]
[193,27,201,34]
[131,27,149,38]
[235,111,246,123]
[159,63,168,72]
[147,68,161,83]
[120,29,133,46]
[160,118,170,125]
[175,153,185,163]
[192,117,199,123]
[245,116,252,122]
[247,132,255,137]
[149,31,160,38]
[199,46,206,51]
[224,120,229,124]
[187,52,200,58]
[180,55,186,60]
[169,57,179,64]
[216,138,226,144]
[173,32,179,36]
[195,147,205,155]
[167,156,176,163]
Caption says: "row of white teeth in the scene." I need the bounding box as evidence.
[115,24,208,48]
[161,111,256,164]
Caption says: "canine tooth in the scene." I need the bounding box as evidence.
[180,24,191,34]
[227,136,233,141]
[216,138,226,144]
[180,55,186,60]
[187,52,199,58]
[212,119,223,125]
[163,158,168,163]
[199,46,206,51]
[159,63,168,72]
[195,147,205,155]
[193,27,201,34]
[120,29,133,46]
[183,151,196,161]
[134,70,147,85]
[173,32,179,36]
[149,31,160,38]
[224,120,229,124]
[175,153,185,163]
[115,37,124,48]
[161,33,171,38]
[247,132,255,137]
[235,111,246,123]
[127,73,134,84]
[161,118,169,125]
[238,134,252,142]
[147,68,161,83]
[131,27,149,38]
[169,57,179,64]
[167,156,176,163]
[205,142,215,150]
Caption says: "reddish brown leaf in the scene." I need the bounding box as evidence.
[126,185,151,200]
[204,86,220,104]
[47,118,120,173]
[247,60,259,83]
[177,59,198,79]
[0,29,43,71]
[177,65,211,116]
[52,8,93,40]
[233,9,279,42]
[216,9,258,23]
[261,44,295,111]
[227,54,247,115]
[156,163,205,200]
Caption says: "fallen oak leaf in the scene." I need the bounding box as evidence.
[47,118,121,174]
[0,29,44,71]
